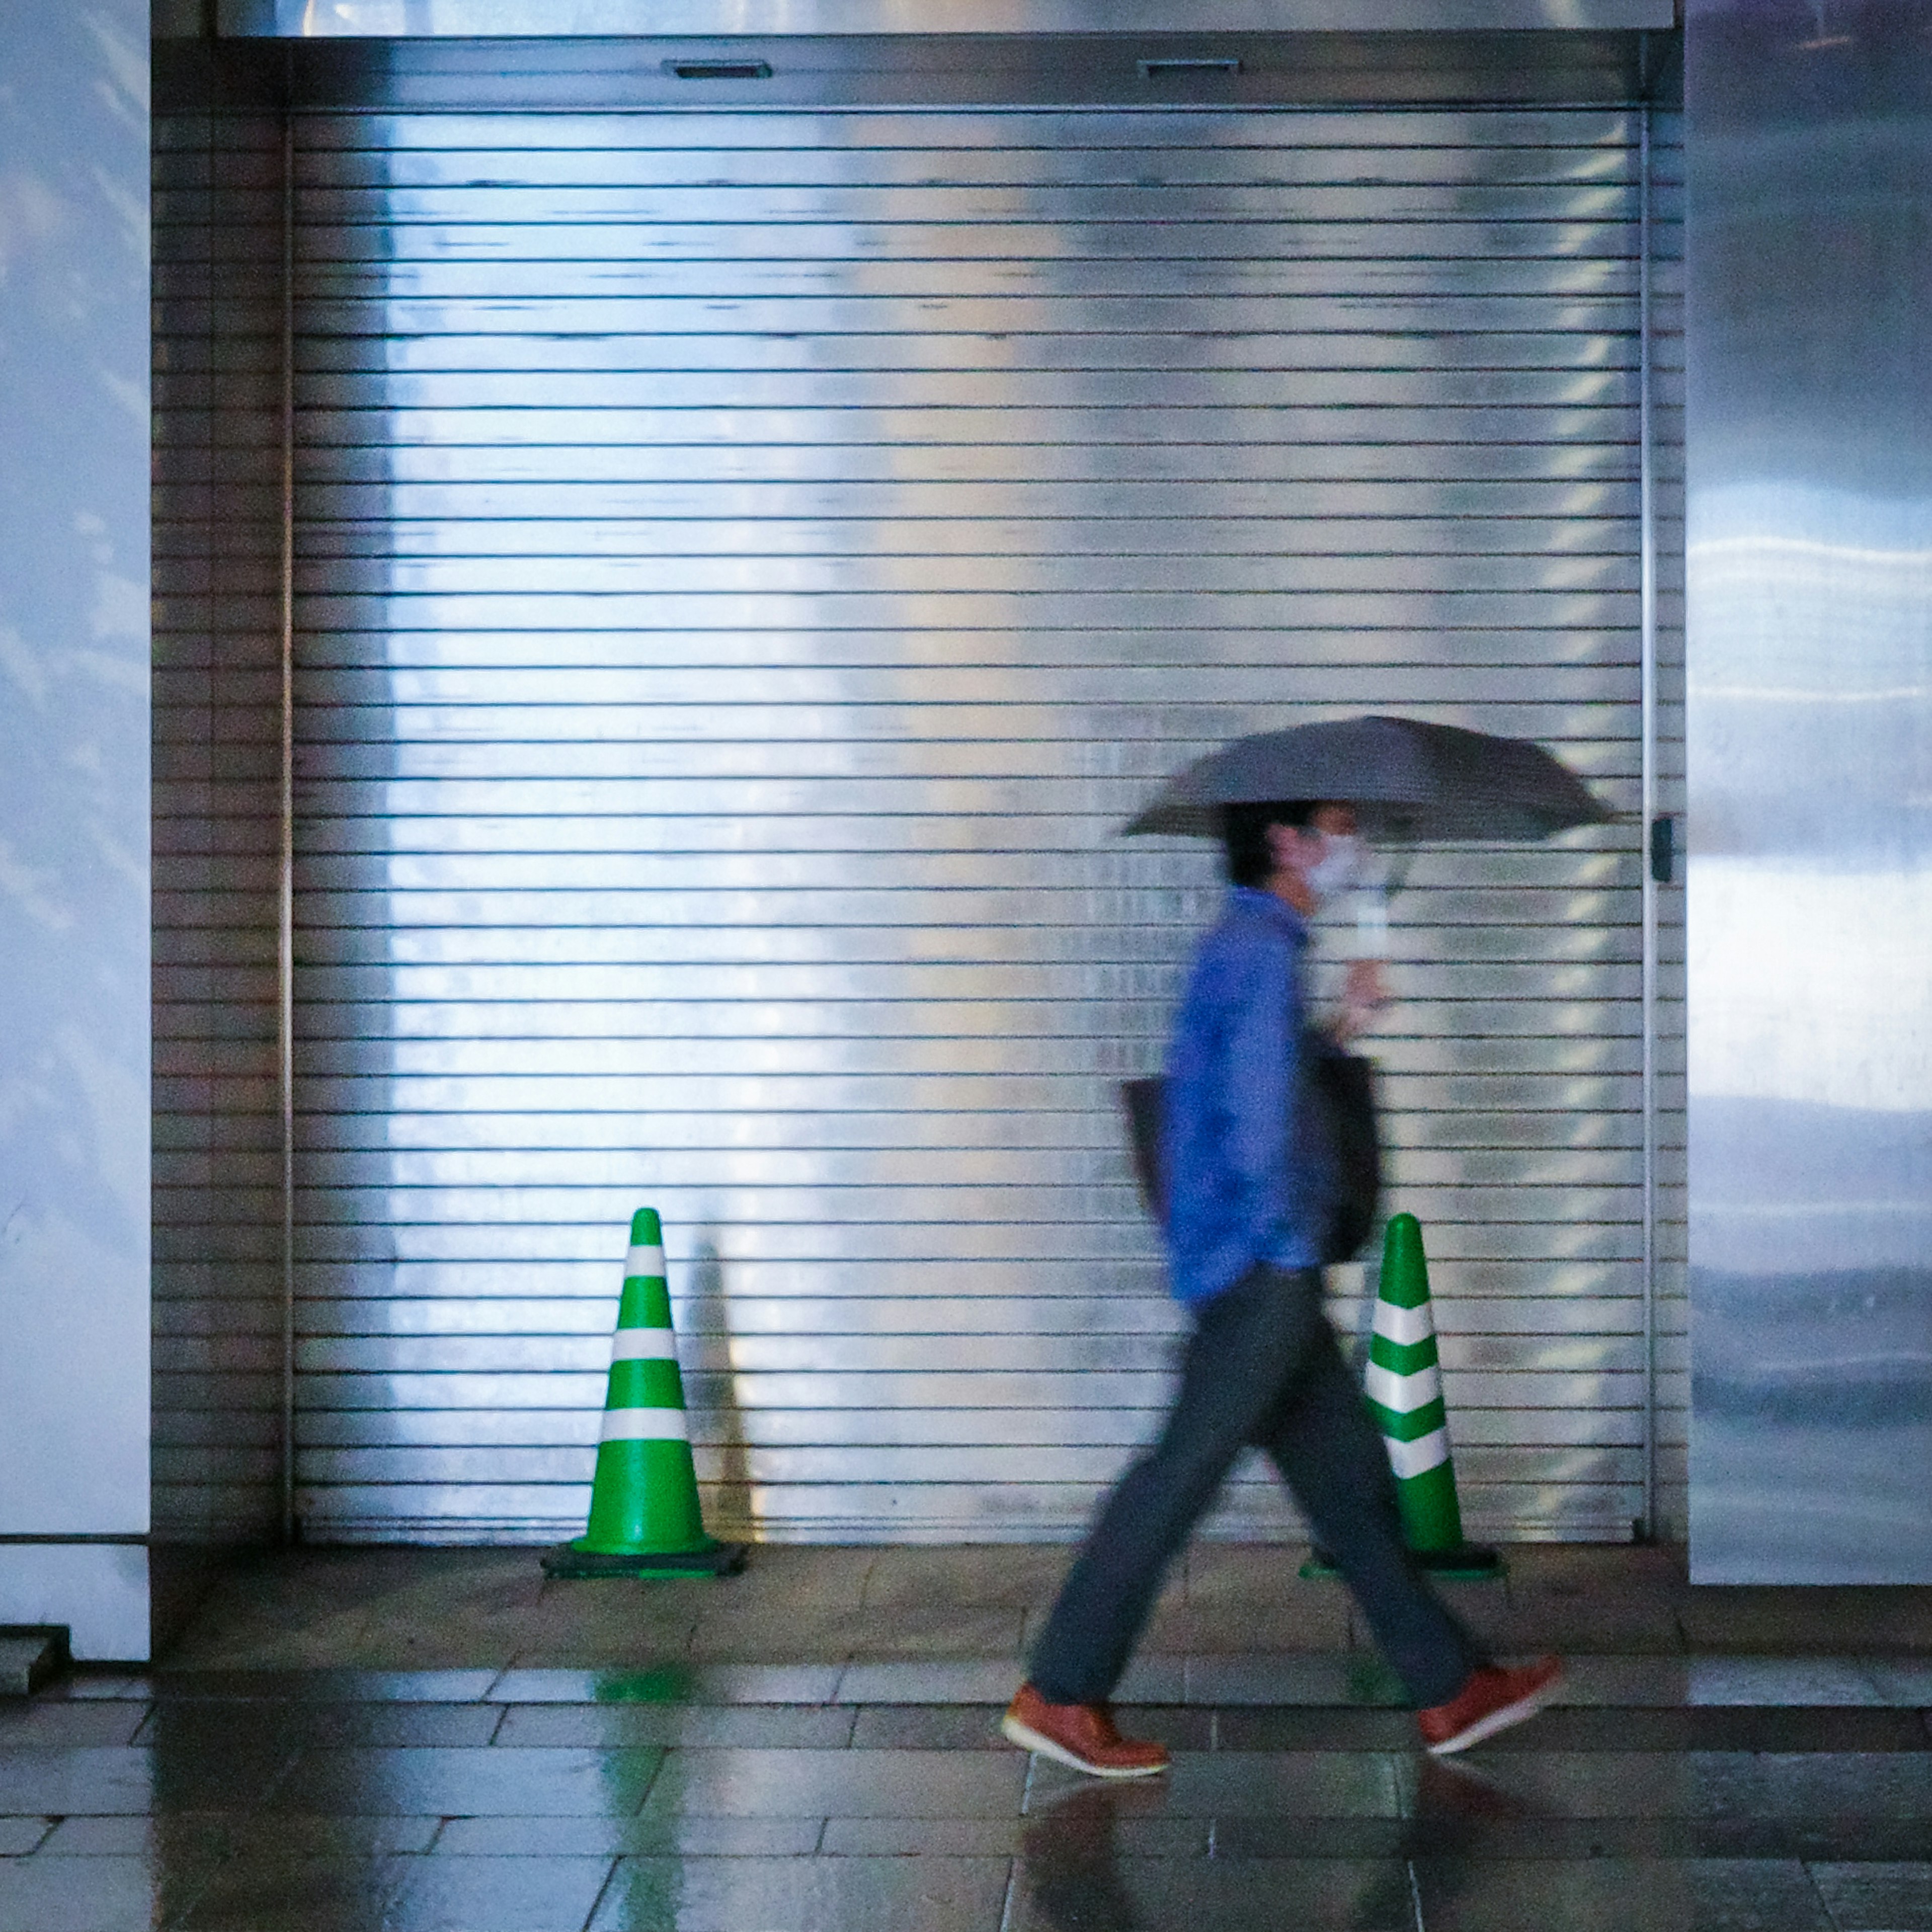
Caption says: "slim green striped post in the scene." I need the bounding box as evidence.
[1362,1213,1502,1581]
[542,1210,746,1580]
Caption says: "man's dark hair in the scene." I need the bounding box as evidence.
[1221,799,1321,888]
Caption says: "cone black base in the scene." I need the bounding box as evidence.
[541,1542,748,1581]
[1413,1543,1505,1581]
[1298,1543,1505,1583]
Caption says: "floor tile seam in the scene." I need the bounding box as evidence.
[21,1796,1928,1845]
[995,1849,1021,1932]
[75,1669,1932,1715]
[155,1848,475,1932]
[16,1738,1932,1788]
[150,1847,229,1932]
[457,1701,1932,1731]
[577,1848,627,1932]
[3,1818,55,1857]
[116,1842,1932,1869]
[629,1736,674,1821]
[110,1648,1897,1674]
[1793,1857,1850,1932]
[848,1547,883,1614]
[222,1737,310,1818]
[460,1699,1925,1715]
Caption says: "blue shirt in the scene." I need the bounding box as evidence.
[1161,887,1336,1305]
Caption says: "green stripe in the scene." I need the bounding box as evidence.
[629,1207,663,1245]
[616,1275,673,1331]
[1395,1459,1465,1551]
[1368,1398,1448,1442]
[1367,1335,1438,1375]
[605,1358,684,1410]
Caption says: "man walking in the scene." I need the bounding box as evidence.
[1003,798,1561,1776]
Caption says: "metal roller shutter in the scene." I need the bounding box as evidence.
[284,105,1666,1543]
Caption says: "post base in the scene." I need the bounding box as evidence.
[541,1541,748,1581]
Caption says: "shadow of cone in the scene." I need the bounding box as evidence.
[542,1208,748,1580]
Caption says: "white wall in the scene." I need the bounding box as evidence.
[0,1,152,1659]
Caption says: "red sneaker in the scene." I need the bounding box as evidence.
[1417,1656,1564,1757]
[1001,1683,1171,1779]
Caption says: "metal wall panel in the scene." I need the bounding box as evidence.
[153,30,1670,121]
[212,0,1675,30]
[0,0,153,1660]
[1647,102,1687,1539]
[151,103,1685,1544]
[1687,0,1931,1581]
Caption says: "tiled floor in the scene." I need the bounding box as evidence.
[146,1542,1932,1675]
[8,1545,1932,1928]
[9,1661,1932,1928]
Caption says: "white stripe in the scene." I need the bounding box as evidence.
[1364,1360,1442,1415]
[623,1244,667,1279]
[1372,1301,1435,1347]
[600,1408,690,1442]
[1385,1427,1452,1480]
[610,1329,677,1362]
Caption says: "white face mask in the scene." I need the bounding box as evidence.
[1304,832,1368,906]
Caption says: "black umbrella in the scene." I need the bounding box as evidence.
[1123,714,1613,843]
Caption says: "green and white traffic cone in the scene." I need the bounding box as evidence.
[542,1209,747,1580]
[1363,1213,1502,1581]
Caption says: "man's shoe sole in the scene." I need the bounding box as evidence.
[999,1712,1169,1779]
[1423,1672,1562,1757]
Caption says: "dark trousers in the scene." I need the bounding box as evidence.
[1028,1263,1481,1711]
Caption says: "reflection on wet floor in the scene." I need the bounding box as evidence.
[4,1660,1932,1928]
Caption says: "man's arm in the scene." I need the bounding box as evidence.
[1219,935,1297,1258]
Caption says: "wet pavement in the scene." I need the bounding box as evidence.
[7,1545,1932,1927]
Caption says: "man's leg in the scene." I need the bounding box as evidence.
[1255,1275,1481,1709]
[1028,1267,1322,1705]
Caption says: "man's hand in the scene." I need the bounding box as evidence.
[1332,958,1390,1042]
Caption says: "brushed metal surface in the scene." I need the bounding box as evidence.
[214,0,1675,36]
[298,142,1639,189]
[1687,0,1932,1581]
[1638,100,1660,1538]
[155,102,1685,1543]
[154,31,1669,120]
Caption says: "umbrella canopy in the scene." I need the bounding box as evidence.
[1123,714,1613,843]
